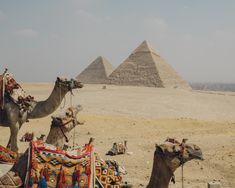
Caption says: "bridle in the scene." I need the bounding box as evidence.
[52,109,77,142]
[156,143,186,185]
[57,78,80,93]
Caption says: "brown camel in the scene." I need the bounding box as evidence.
[0,76,83,152]
[147,138,203,188]
[0,138,202,188]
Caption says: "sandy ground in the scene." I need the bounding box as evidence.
[0,83,235,187]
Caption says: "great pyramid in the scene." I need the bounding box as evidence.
[108,40,191,89]
[76,56,114,84]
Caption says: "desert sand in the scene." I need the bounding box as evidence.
[0,83,235,188]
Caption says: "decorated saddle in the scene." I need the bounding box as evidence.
[25,141,124,188]
[0,69,34,115]
[26,140,94,188]
[95,154,122,188]
[0,145,17,164]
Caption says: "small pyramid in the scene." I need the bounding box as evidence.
[108,40,191,89]
[76,56,114,84]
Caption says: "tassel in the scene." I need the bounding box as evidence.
[72,166,80,185]
[56,166,66,188]
[40,165,49,181]
[28,177,34,187]
[85,165,91,176]
[38,176,47,188]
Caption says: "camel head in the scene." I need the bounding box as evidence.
[155,138,203,172]
[47,105,82,147]
[56,77,83,92]
[52,105,82,132]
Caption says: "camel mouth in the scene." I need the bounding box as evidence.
[189,151,204,161]
[73,79,83,89]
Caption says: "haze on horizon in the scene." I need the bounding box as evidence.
[0,0,234,83]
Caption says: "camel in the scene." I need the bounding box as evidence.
[46,105,83,149]
[0,106,82,187]
[0,138,202,188]
[146,138,203,188]
[0,76,83,152]
[106,140,127,156]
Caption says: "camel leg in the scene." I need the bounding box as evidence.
[6,136,11,148]
[8,122,20,152]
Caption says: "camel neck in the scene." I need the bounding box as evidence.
[146,152,173,188]
[28,84,68,119]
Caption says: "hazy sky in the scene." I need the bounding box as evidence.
[0,0,234,82]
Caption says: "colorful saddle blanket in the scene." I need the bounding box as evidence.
[0,71,34,113]
[27,140,94,188]
[0,145,17,164]
[95,154,122,188]
[26,141,123,188]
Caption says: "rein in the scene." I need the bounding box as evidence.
[59,119,76,143]
[157,143,186,186]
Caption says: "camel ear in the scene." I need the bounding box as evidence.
[155,144,164,153]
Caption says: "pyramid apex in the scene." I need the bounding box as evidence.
[133,40,159,56]
[142,40,148,44]
[97,56,103,60]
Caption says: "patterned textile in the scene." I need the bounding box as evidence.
[0,171,23,188]
[95,154,122,188]
[27,140,94,188]
[1,72,34,114]
[0,145,17,164]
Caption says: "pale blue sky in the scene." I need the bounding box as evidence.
[0,0,234,82]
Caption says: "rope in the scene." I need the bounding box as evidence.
[59,83,66,110]
[181,162,184,188]
[70,92,76,149]
[1,68,8,109]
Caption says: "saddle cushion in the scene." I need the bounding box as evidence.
[0,145,17,164]
[27,140,93,188]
